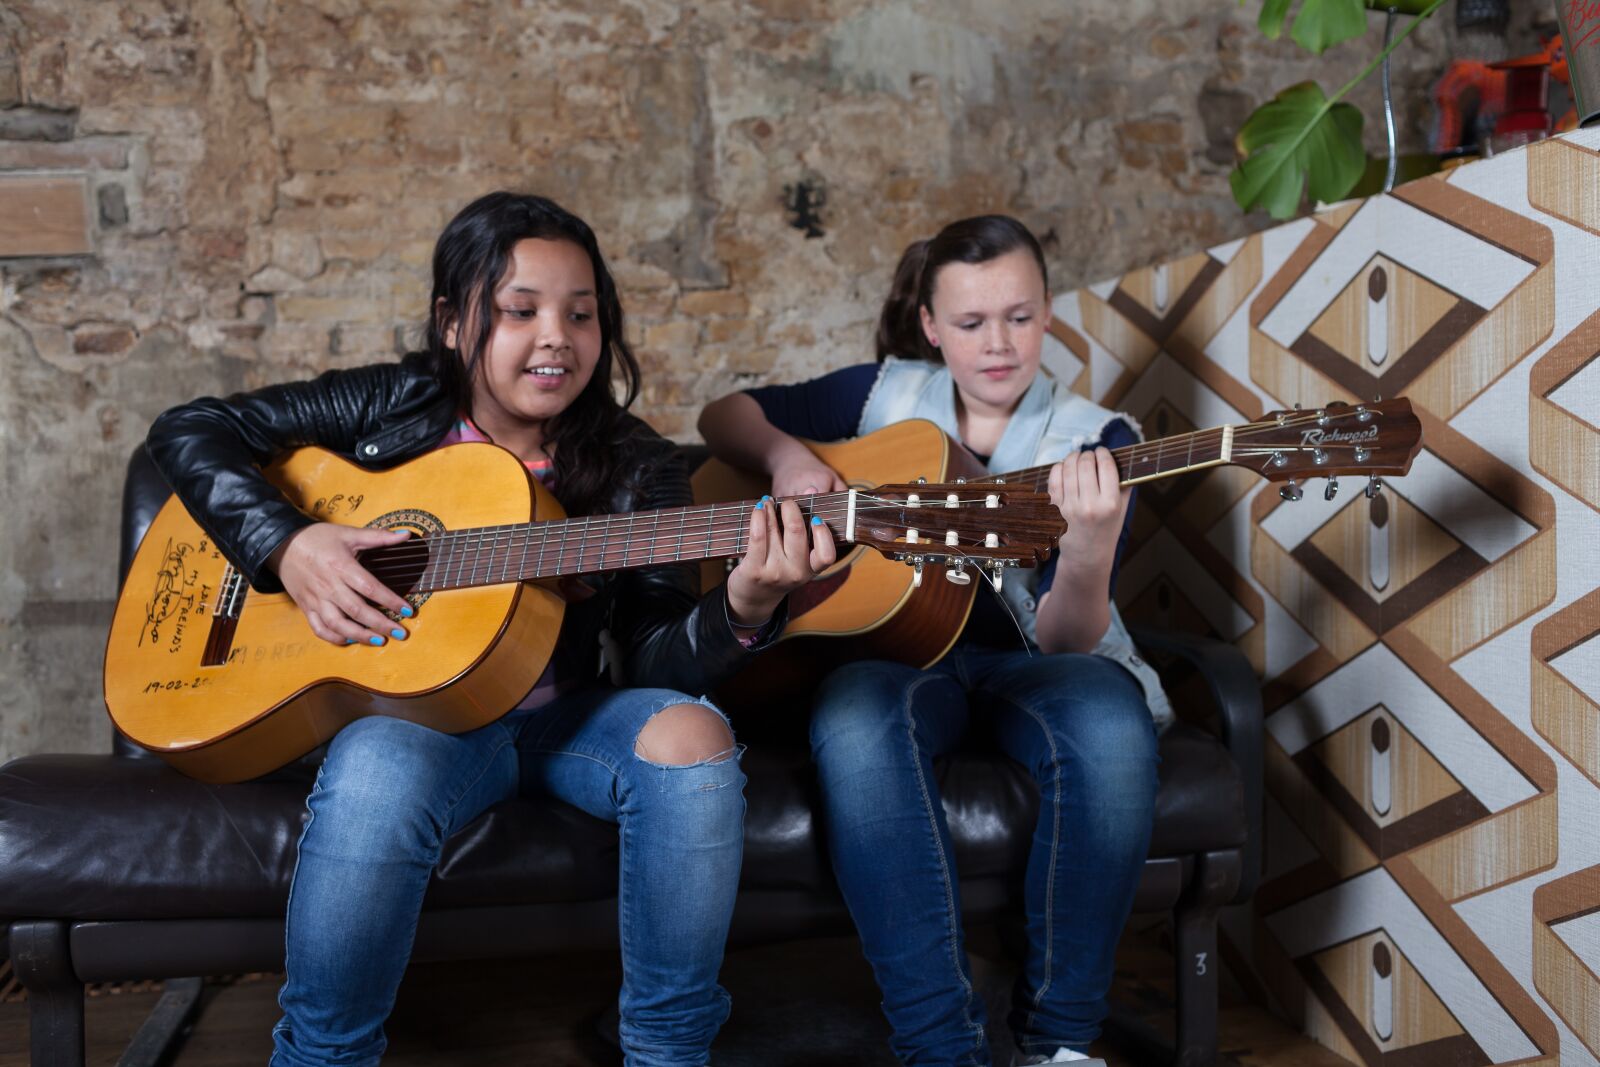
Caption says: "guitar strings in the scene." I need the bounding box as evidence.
[356,491,1044,587]
[1001,408,1384,486]
[352,424,1387,588]
[242,408,1396,599]
[361,408,1375,566]
[381,411,1368,563]
[352,492,1035,562]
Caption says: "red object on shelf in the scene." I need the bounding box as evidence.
[1432,38,1579,155]
[1489,54,1555,148]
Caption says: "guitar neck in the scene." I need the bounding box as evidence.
[371,496,844,595]
[995,424,1233,491]
[368,424,1236,595]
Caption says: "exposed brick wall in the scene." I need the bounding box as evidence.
[0,0,1537,758]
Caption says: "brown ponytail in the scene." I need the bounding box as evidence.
[874,239,933,362]
[873,215,1048,364]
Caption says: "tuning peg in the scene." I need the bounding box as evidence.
[1280,479,1304,502]
[946,560,972,586]
[990,560,1005,592]
[1324,477,1339,501]
[1365,476,1383,499]
[910,558,924,587]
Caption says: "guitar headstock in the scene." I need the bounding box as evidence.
[846,481,1064,589]
[1230,398,1423,502]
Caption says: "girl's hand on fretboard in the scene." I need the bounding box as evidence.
[1048,447,1131,578]
[724,496,838,629]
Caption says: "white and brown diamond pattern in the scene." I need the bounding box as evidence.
[1060,129,1600,1065]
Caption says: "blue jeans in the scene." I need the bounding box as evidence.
[269,687,745,1067]
[810,647,1159,1066]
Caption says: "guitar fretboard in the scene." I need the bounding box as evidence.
[358,424,1235,596]
[361,498,827,595]
[997,424,1231,491]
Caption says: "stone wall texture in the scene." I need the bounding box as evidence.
[0,0,1539,760]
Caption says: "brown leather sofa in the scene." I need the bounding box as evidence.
[1,445,1262,1067]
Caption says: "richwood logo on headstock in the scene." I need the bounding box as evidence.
[1301,425,1379,447]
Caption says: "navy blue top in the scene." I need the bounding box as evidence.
[747,363,1139,646]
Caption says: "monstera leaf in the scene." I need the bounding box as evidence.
[1229,0,1445,219]
[1258,0,1367,54]
[1230,82,1366,219]
[1256,0,1440,54]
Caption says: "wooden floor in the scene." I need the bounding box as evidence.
[0,923,1351,1066]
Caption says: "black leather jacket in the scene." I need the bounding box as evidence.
[145,351,775,696]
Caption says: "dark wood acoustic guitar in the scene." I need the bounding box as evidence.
[691,399,1424,697]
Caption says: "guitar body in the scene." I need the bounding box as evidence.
[692,419,987,701]
[104,443,565,783]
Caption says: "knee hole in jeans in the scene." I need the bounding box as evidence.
[633,702,736,767]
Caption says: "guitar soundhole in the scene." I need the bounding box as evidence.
[360,508,446,617]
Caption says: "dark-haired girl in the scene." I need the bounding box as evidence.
[700,215,1166,1066]
[147,192,834,1067]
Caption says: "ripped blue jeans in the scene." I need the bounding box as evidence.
[270,687,744,1067]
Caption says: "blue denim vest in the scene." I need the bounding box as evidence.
[857,357,1173,727]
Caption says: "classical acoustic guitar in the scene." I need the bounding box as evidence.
[104,441,1065,782]
[692,398,1423,697]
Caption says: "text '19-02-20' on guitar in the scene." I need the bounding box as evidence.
[691,398,1422,703]
[103,443,1064,782]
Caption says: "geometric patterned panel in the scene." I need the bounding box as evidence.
[1061,127,1600,1065]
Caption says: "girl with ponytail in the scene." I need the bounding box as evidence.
[700,214,1164,1067]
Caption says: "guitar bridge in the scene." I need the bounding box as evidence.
[200,566,246,667]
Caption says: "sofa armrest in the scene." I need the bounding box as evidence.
[1128,625,1263,905]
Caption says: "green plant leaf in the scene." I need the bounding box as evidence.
[1259,0,1294,38]
[1304,102,1366,201]
[1230,82,1367,219]
[1290,0,1368,53]
[1256,0,1371,52]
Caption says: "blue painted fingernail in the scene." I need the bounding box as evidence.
[811,516,823,526]
[369,635,385,646]
[400,605,414,618]
[755,499,765,510]
[345,637,357,644]
[391,628,407,640]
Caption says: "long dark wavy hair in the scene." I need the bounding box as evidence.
[874,214,1049,363]
[425,192,641,517]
